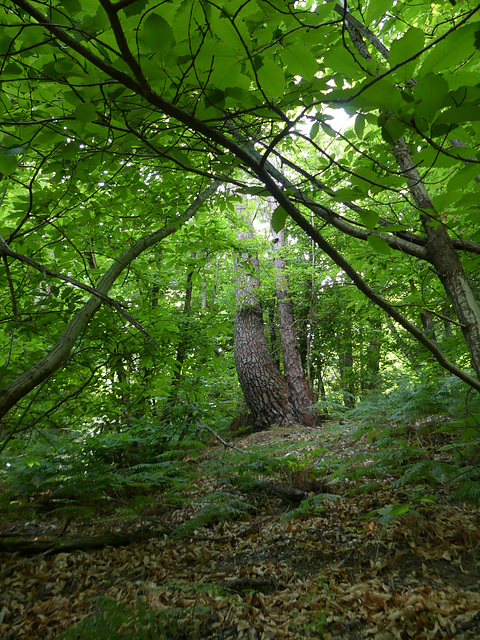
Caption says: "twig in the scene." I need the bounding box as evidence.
[196,419,247,454]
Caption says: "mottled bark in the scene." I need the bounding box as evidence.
[339,349,355,408]
[393,138,480,379]
[273,228,315,425]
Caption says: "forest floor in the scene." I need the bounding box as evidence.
[1,420,480,639]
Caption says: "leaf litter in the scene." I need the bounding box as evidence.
[1,422,479,639]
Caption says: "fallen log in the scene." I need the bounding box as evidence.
[241,479,307,505]
[0,529,164,555]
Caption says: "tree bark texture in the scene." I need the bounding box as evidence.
[393,138,480,380]
[234,219,297,428]
[272,228,316,426]
[234,305,298,428]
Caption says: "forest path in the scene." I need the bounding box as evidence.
[1,421,480,639]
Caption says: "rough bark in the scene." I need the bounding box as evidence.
[234,220,297,429]
[272,228,316,426]
[234,305,298,428]
[393,138,480,379]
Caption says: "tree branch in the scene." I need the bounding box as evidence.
[0,182,220,421]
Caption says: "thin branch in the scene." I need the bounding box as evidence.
[197,419,247,454]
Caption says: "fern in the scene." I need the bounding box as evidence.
[453,479,480,506]
[172,491,256,537]
[282,493,337,521]
[58,597,168,640]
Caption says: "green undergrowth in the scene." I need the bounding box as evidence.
[0,419,203,521]
[58,597,172,640]
[1,375,480,530]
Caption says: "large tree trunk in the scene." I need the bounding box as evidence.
[234,219,297,429]
[272,227,316,426]
[234,305,297,428]
[393,138,480,379]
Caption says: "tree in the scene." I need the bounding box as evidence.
[272,226,316,425]
[1,0,480,428]
[234,212,297,428]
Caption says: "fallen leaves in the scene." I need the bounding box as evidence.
[1,424,480,639]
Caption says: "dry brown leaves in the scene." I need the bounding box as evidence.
[1,425,480,639]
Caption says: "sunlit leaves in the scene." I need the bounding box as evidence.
[419,23,478,76]
[323,47,366,80]
[281,44,318,80]
[256,59,286,98]
[366,0,391,24]
[390,27,424,83]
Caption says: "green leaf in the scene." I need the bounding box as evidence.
[309,121,320,140]
[74,102,96,123]
[414,74,449,124]
[141,13,175,56]
[359,209,379,230]
[419,23,477,77]
[257,59,286,98]
[379,503,409,517]
[324,46,365,80]
[281,43,318,80]
[0,32,13,54]
[354,114,365,139]
[381,118,406,144]
[1,143,28,157]
[0,153,18,176]
[367,235,391,255]
[57,0,82,13]
[389,27,425,75]
[366,0,390,23]
[356,78,402,112]
[435,104,480,126]
[271,205,287,232]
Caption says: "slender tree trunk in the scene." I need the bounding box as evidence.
[393,138,480,378]
[210,254,219,311]
[361,318,381,394]
[338,323,355,408]
[272,227,315,425]
[234,219,297,429]
[170,256,195,393]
